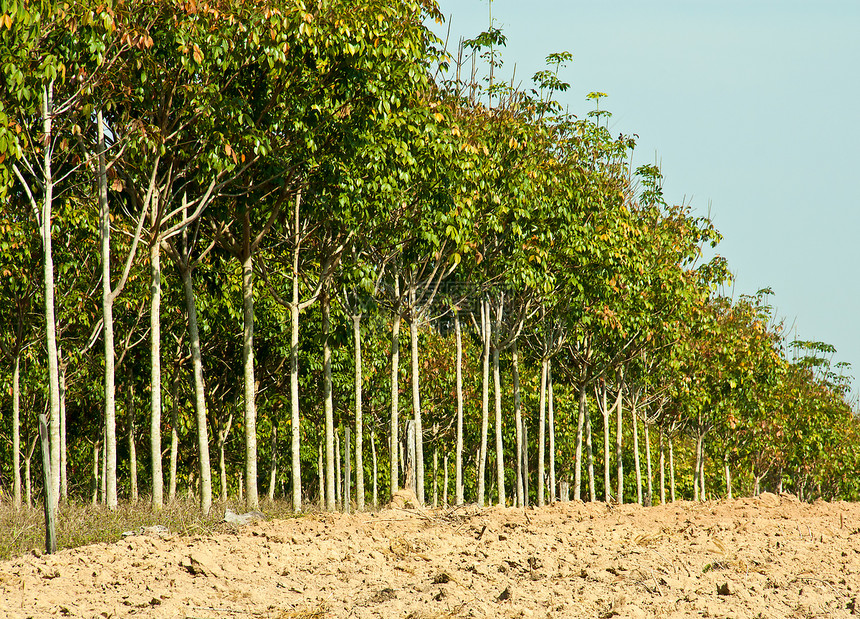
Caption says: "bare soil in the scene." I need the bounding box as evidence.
[2,493,859,618]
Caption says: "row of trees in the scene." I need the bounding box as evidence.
[1,0,857,524]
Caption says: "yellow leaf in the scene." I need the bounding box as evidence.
[192,44,203,64]
[433,112,444,122]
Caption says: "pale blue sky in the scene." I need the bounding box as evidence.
[433,0,860,401]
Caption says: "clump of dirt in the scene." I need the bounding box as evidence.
[2,494,859,618]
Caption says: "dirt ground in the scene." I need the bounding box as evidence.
[1,492,859,618]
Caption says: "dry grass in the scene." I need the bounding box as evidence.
[0,496,301,561]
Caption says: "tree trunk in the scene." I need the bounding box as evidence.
[240,231,259,509]
[537,354,548,507]
[405,420,416,495]
[389,295,401,497]
[91,440,100,505]
[644,421,653,506]
[477,298,490,507]
[409,313,425,505]
[323,292,335,511]
[371,429,378,508]
[432,424,439,508]
[602,386,611,502]
[97,110,118,511]
[522,411,529,507]
[632,405,642,505]
[290,282,302,512]
[182,266,213,514]
[353,314,364,511]
[317,441,324,509]
[585,390,595,502]
[218,412,232,500]
[454,310,464,506]
[12,354,21,509]
[42,83,61,519]
[443,452,449,507]
[572,379,585,502]
[25,436,36,508]
[335,428,341,510]
[150,237,164,510]
[59,351,67,502]
[548,362,556,504]
[128,383,138,502]
[659,431,666,505]
[344,426,351,513]
[615,382,623,504]
[169,384,179,502]
[699,433,707,500]
[268,423,278,501]
[669,436,676,502]
[724,454,732,500]
[513,341,523,507]
[492,332,505,506]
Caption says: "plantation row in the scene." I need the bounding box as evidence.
[0,0,857,522]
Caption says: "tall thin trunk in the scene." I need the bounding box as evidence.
[573,380,586,501]
[168,381,179,501]
[454,310,464,505]
[602,386,611,502]
[334,428,341,509]
[585,390,595,502]
[644,421,653,506]
[443,452,449,507]
[42,83,61,518]
[632,404,642,505]
[477,298,490,507]
[59,351,67,502]
[101,423,107,504]
[513,341,523,507]
[128,383,138,502]
[537,354,548,506]
[522,416,529,506]
[318,441,324,509]
[724,454,732,500]
[615,381,623,504]
[12,354,21,509]
[267,423,278,501]
[218,412,232,500]
[548,362,556,503]
[669,436,676,502]
[353,314,364,511]
[150,236,164,510]
[492,331,505,506]
[344,426,351,513]
[290,235,302,512]
[390,285,401,496]
[432,427,439,508]
[409,311,425,505]
[323,292,335,511]
[659,431,666,505]
[183,266,212,514]
[240,223,258,509]
[698,433,707,500]
[91,440,100,505]
[97,110,117,510]
[371,429,378,508]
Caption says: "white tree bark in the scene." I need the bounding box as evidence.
[323,292,335,511]
[389,290,401,496]
[512,342,523,507]
[241,234,258,509]
[150,237,164,510]
[492,328,505,506]
[548,362,556,503]
[409,311,425,505]
[632,404,642,505]
[537,354,548,506]
[353,313,364,511]
[477,298,491,507]
[615,377,623,504]
[12,354,21,509]
[454,310,464,505]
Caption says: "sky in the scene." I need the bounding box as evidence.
[432,0,860,403]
